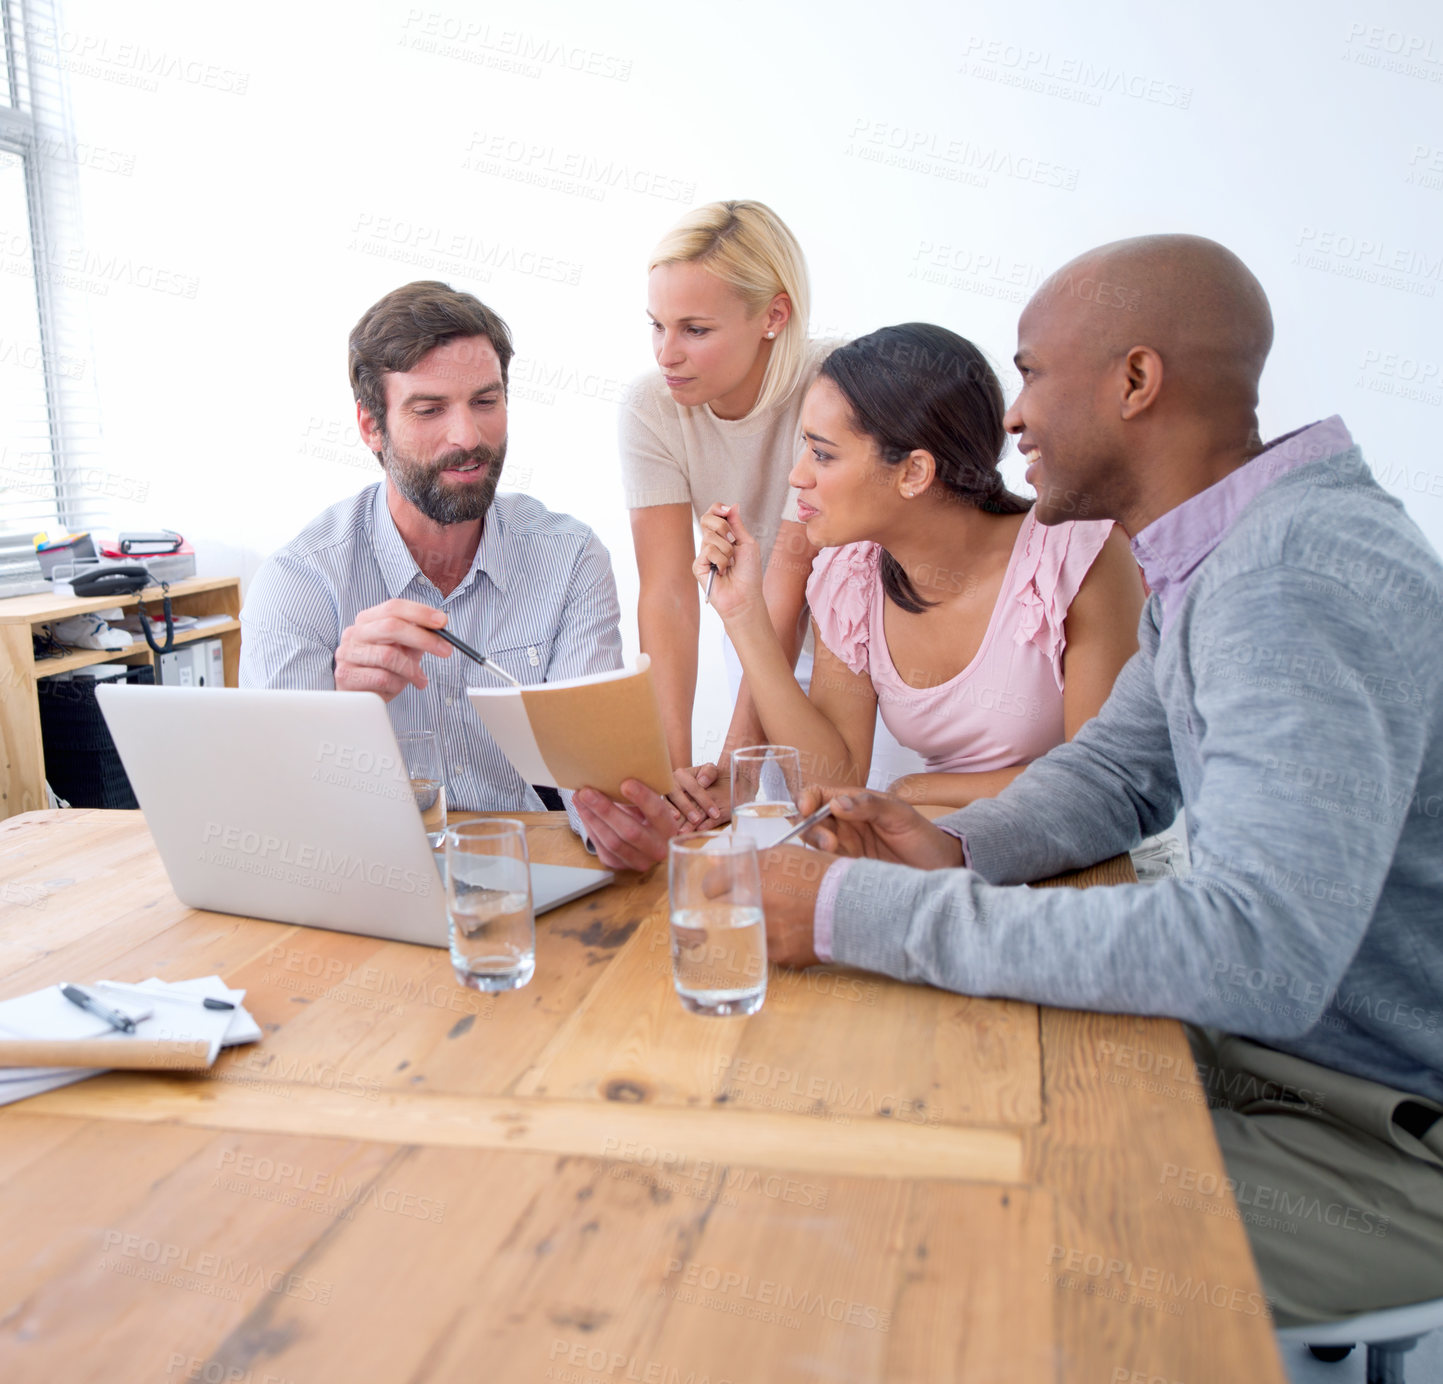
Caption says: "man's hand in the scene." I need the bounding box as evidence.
[336,599,451,701]
[758,844,836,968]
[796,786,965,869]
[574,779,679,872]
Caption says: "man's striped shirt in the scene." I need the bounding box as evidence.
[240,481,623,818]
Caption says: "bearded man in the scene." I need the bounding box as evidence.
[240,281,622,814]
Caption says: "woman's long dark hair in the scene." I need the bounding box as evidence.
[819,323,1031,614]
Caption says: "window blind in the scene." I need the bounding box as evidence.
[0,0,108,564]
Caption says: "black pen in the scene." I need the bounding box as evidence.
[435,626,522,687]
[60,983,137,1034]
[94,980,235,1012]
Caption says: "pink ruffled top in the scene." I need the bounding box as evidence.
[805,513,1114,774]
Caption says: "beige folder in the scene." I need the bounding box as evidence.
[0,1038,217,1070]
[467,657,673,801]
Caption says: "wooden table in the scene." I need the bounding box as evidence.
[0,809,1285,1383]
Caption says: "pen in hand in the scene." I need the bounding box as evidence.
[435,626,522,687]
[704,502,739,607]
[772,801,836,849]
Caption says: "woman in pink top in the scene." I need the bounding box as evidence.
[693,323,1144,809]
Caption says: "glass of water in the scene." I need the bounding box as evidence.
[730,745,801,849]
[398,729,447,848]
[667,832,766,1017]
[445,819,536,992]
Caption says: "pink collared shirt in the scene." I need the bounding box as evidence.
[806,514,1112,774]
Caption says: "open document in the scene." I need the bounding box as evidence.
[467,655,673,800]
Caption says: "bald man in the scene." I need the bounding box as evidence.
[594,235,1443,1327]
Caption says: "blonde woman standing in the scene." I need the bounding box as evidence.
[621,200,834,822]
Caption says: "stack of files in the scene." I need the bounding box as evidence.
[0,975,261,1107]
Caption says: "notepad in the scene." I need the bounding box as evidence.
[466,656,673,799]
[0,975,260,1105]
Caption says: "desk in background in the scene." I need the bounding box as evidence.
[0,808,1286,1382]
[0,576,242,819]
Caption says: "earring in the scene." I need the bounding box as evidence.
[765,331,775,339]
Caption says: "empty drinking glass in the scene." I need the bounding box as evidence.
[668,832,766,1017]
[730,745,801,849]
[445,819,536,992]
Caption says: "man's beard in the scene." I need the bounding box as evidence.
[380,434,507,525]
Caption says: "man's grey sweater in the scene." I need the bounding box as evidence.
[829,440,1443,1102]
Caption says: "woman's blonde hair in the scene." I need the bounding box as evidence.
[649,200,811,416]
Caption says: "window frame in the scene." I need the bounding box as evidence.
[1,0,86,536]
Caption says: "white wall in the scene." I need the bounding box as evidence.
[52,0,1443,751]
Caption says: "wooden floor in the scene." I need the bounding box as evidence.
[0,809,1285,1383]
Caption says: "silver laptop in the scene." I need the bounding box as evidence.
[95,685,613,946]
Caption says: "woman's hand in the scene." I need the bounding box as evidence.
[667,762,730,830]
[693,503,766,623]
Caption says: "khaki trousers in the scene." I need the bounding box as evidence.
[1187,1027,1443,1329]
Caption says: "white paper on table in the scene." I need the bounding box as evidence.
[0,985,153,1044]
[0,985,152,1105]
[0,1069,98,1103]
[110,976,261,1048]
[0,976,260,1106]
